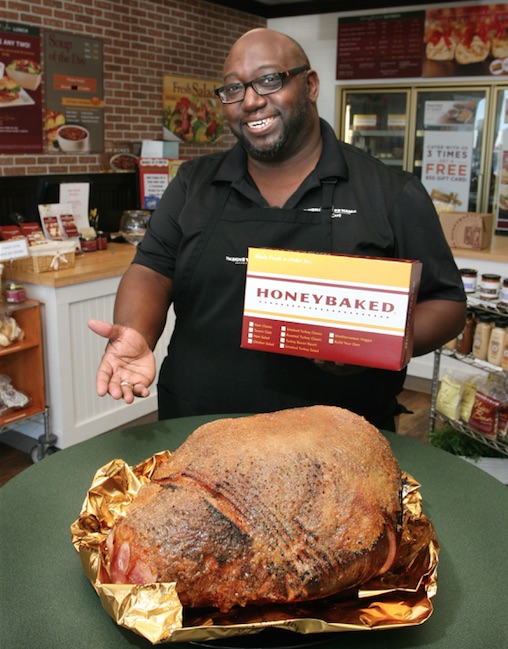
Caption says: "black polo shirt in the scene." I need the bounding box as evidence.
[137,119,465,306]
[134,119,465,428]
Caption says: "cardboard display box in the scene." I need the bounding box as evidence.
[241,248,422,371]
[439,211,493,250]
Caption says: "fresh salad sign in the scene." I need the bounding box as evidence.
[163,75,223,144]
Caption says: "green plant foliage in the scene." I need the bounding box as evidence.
[429,425,506,460]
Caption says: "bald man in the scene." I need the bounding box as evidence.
[89,28,466,430]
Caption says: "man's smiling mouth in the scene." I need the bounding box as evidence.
[247,116,276,129]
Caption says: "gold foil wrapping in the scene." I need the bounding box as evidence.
[71,453,439,645]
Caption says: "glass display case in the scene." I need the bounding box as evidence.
[341,89,410,171]
[412,87,488,212]
[488,86,508,232]
[336,82,508,218]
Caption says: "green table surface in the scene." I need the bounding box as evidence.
[1,414,507,649]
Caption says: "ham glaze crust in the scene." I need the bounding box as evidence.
[106,406,402,612]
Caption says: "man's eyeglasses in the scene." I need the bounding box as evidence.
[214,66,310,104]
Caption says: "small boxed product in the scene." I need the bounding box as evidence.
[439,211,493,250]
[241,248,422,371]
[0,225,23,240]
[352,114,377,130]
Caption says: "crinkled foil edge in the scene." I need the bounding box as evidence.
[70,452,439,645]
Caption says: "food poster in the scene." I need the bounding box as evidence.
[423,4,508,78]
[44,31,104,153]
[163,75,223,143]
[0,22,43,154]
[421,129,474,212]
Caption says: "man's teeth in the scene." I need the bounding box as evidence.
[247,117,274,128]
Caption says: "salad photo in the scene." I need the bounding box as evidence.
[6,58,42,91]
[163,95,223,143]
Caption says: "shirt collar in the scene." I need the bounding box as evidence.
[213,118,350,185]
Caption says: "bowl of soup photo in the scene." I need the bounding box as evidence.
[56,124,90,152]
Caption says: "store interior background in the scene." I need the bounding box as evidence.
[1,0,506,481]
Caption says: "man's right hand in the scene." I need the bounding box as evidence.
[88,319,156,404]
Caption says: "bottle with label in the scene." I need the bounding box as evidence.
[501,330,508,372]
[487,318,506,366]
[472,313,492,361]
[455,309,476,355]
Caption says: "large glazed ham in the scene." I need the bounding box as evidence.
[105,406,402,612]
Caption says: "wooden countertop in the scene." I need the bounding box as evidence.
[450,235,508,263]
[9,236,508,289]
[10,243,136,288]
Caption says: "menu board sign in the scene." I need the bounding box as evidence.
[44,31,104,153]
[0,21,43,154]
[338,5,508,81]
[337,12,425,80]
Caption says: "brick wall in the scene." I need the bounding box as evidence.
[0,0,265,177]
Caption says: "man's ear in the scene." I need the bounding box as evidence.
[306,69,320,103]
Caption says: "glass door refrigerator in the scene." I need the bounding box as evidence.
[411,85,489,213]
[487,86,508,232]
[336,83,503,215]
[339,88,411,172]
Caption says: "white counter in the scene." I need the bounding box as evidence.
[11,245,174,449]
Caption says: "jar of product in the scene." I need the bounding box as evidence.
[479,273,501,300]
[460,268,478,294]
[5,282,26,304]
[472,313,492,360]
[96,231,108,250]
[80,236,97,252]
[501,278,508,305]
[487,318,506,366]
[455,309,476,355]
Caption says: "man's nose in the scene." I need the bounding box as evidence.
[242,84,267,109]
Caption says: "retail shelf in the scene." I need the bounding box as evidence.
[351,129,405,137]
[466,294,508,316]
[440,347,505,374]
[434,411,508,457]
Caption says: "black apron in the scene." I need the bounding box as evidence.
[158,181,405,429]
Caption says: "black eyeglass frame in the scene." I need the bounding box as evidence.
[214,65,310,104]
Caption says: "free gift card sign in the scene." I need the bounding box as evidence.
[241,248,422,370]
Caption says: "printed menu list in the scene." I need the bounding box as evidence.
[337,11,425,80]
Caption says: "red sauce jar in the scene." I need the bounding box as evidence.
[80,237,97,252]
[5,282,26,303]
[96,231,108,250]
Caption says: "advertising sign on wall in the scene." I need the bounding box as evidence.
[162,75,223,144]
[44,31,104,153]
[0,21,43,154]
[337,4,508,80]
[139,158,185,210]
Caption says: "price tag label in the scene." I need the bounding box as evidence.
[0,238,29,261]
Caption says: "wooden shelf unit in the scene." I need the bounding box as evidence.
[0,300,53,459]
